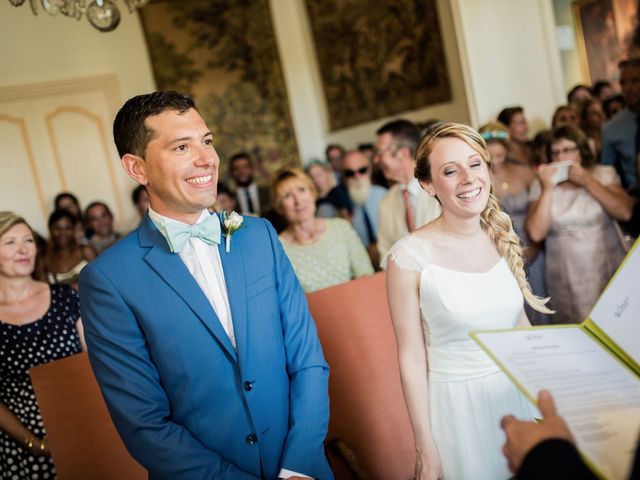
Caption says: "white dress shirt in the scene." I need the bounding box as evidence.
[148,207,308,479]
[148,207,236,348]
[236,182,261,215]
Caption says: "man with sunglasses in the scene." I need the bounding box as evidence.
[341,150,387,268]
[374,119,441,264]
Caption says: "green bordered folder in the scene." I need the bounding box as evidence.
[471,238,640,480]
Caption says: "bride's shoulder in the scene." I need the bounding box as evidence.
[383,233,432,272]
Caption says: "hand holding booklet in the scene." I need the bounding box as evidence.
[471,239,640,480]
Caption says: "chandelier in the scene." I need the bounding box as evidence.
[8,0,150,32]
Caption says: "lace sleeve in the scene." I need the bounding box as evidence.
[381,235,428,272]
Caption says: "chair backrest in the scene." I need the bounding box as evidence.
[29,352,146,480]
[307,272,415,480]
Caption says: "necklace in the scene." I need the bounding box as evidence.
[441,226,482,239]
[291,223,320,246]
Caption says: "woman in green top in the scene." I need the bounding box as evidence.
[273,167,374,293]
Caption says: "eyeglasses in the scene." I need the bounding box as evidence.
[550,146,579,158]
[343,166,369,178]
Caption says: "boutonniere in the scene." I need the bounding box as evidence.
[222,211,244,253]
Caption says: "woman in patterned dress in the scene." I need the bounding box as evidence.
[272,167,374,293]
[0,211,86,479]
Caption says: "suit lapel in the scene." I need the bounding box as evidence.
[139,216,237,362]
[218,227,248,368]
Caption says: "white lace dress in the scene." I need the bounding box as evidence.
[387,235,538,480]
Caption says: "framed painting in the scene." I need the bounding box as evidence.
[305,0,451,131]
[139,0,300,179]
[573,0,638,83]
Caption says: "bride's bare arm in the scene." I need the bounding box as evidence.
[387,259,442,480]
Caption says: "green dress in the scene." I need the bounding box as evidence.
[280,218,374,293]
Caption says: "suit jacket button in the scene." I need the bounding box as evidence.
[246,434,257,445]
[244,381,253,391]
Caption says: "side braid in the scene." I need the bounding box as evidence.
[481,193,554,314]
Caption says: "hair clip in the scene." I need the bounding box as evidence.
[481,130,509,141]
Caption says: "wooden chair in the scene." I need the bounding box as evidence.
[29,352,146,480]
[307,272,415,480]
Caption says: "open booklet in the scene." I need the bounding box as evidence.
[471,238,640,480]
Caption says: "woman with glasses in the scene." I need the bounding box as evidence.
[526,125,633,324]
[272,167,373,293]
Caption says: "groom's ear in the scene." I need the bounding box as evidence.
[122,154,148,185]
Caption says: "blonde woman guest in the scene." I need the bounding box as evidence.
[526,126,632,324]
[0,212,86,479]
[274,168,373,293]
[479,122,548,325]
[386,123,551,479]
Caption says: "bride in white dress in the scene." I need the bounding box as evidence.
[385,123,553,479]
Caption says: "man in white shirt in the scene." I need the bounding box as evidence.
[374,119,441,264]
[79,91,332,480]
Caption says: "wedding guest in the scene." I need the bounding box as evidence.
[551,105,580,129]
[84,201,120,254]
[54,191,86,244]
[80,91,332,479]
[211,182,238,214]
[44,209,96,288]
[498,106,534,166]
[567,84,592,106]
[131,184,150,220]
[531,130,553,166]
[479,122,548,324]
[228,152,272,216]
[305,159,347,218]
[273,167,373,293]
[602,93,626,119]
[601,57,640,192]
[580,97,606,158]
[374,119,441,262]
[591,79,615,100]
[325,143,346,183]
[342,150,388,268]
[0,211,85,479]
[386,122,549,479]
[526,126,633,324]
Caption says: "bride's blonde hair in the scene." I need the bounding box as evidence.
[415,122,552,314]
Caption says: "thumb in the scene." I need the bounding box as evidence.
[537,389,557,418]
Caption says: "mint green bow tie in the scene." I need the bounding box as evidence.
[163,215,221,253]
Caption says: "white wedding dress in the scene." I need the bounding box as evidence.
[387,235,538,480]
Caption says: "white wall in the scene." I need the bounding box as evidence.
[451,0,566,133]
[0,3,155,100]
[0,3,156,230]
[553,0,589,92]
[271,0,471,162]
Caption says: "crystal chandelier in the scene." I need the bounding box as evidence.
[8,0,150,32]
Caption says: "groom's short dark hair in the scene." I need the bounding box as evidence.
[113,91,195,159]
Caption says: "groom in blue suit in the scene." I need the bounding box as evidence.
[79,91,333,479]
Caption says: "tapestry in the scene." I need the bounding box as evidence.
[305,0,451,131]
[139,0,299,179]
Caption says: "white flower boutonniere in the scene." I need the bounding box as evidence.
[222,211,244,253]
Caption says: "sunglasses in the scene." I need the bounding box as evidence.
[343,166,369,178]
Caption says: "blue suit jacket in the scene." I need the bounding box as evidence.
[79,214,333,480]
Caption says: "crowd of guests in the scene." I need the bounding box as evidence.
[1,58,639,479]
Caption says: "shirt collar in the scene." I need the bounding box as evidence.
[404,177,421,196]
[148,206,211,232]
